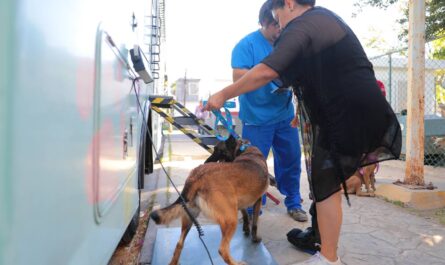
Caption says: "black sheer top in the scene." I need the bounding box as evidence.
[262,7,402,201]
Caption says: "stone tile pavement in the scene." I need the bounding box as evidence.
[140,132,445,265]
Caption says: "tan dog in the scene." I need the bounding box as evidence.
[150,136,268,265]
[432,136,445,150]
[345,163,377,197]
[291,114,379,197]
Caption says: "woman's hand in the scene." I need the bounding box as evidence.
[203,91,226,111]
[290,115,299,128]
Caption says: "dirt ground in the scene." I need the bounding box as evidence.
[408,207,445,226]
[380,196,445,226]
[108,207,152,265]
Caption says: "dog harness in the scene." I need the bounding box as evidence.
[358,154,380,176]
[358,163,379,176]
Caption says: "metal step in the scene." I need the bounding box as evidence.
[149,95,219,152]
[149,95,174,108]
[174,116,199,125]
[199,135,219,146]
[151,225,278,265]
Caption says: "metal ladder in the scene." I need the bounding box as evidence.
[149,95,282,205]
[149,95,219,153]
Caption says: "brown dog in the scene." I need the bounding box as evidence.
[432,136,445,150]
[206,136,277,187]
[150,136,269,265]
[345,163,377,197]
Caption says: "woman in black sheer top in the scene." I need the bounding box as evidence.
[204,0,401,264]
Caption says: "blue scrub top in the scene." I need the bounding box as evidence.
[231,30,294,125]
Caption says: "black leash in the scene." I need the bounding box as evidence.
[130,78,214,265]
[104,31,214,264]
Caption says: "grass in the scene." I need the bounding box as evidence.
[381,197,445,226]
[434,208,445,225]
[407,207,445,226]
[391,200,405,207]
[382,197,406,208]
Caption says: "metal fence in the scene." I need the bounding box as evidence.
[369,36,445,167]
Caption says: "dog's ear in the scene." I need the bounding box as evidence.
[226,135,237,151]
[205,136,239,163]
[205,146,222,163]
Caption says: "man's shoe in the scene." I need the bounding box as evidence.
[291,252,341,265]
[288,208,308,222]
[287,227,321,254]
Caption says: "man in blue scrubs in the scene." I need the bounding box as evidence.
[231,0,307,222]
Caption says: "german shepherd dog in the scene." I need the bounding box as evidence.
[150,136,269,265]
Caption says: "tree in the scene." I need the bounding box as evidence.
[170,81,177,95]
[362,27,393,53]
[431,36,445,59]
[354,0,445,41]
[432,38,445,110]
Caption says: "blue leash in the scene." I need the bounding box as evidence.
[210,106,250,152]
[211,107,239,140]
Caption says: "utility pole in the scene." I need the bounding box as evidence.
[404,0,425,185]
[183,70,187,107]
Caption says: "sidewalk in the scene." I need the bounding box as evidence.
[140,132,445,265]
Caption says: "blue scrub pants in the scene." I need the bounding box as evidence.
[242,117,303,211]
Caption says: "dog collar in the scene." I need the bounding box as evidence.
[240,143,251,152]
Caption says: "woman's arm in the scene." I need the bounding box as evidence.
[232,68,248,82]
[204,63,278,111]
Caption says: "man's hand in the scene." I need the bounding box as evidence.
[203,91,226,111]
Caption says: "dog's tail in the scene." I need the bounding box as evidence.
[150,197,185,225]
[150,169,202,225]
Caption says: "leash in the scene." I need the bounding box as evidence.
[211,108,251,152]
[129,78,214,265]
[211,107,238,140]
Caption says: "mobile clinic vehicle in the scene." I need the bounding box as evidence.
[0,0,165,264]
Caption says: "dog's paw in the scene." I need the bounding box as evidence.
[268,174,277,187]
[242,221,250,236]
[357,191,375,197]
[251,235,262,243]
[235,261,248,265]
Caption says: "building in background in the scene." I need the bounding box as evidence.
[174,77,201,110]
[372,57,445,116]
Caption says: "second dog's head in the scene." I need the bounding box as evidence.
[432,136,445,150]
[205,135,251,163]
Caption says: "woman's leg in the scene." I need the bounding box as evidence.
[316,190,342,262]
